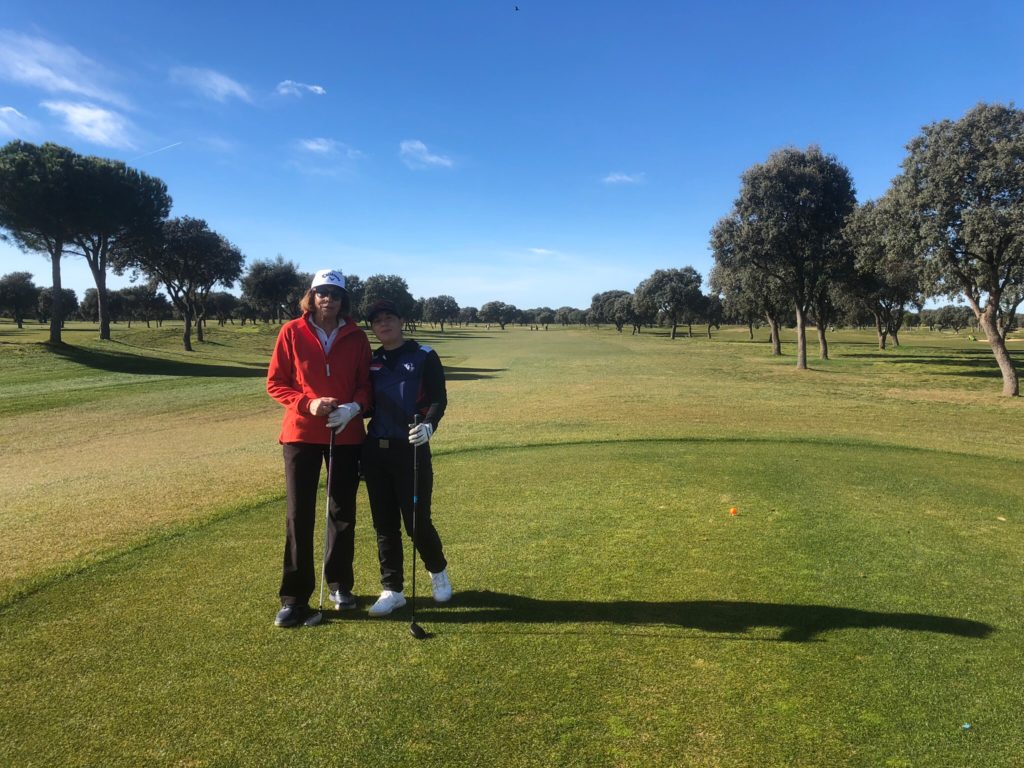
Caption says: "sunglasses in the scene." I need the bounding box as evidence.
[314,287,343,299]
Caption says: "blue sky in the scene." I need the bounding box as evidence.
[1,1,1022,310]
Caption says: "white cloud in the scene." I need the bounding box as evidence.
[291,138,365,176]
[528,247,557,256]
[41,101,136,149]
[298,138,335,153]
[0,30,128,108]
[603,172,646,184]
[400,139,453,170]
[297,138,365,159]
[277,80,326,97]
[170,67,251,103]
[0,106,36,137]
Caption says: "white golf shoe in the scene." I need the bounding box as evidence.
[368,590,406,616]
[430,569,452,603]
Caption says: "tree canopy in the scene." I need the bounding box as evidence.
[716,145,856,368]
[479,300,519,330]
[115,216,244,351]
[843,196,922,349]
[633,267,703,339]
[422,295,460,331]
[66,155,171,340]
[0,271,40,329]
[241,255,304,323]
[360,274,416,322]
[0,141,84,344]
[895,102,1024,395]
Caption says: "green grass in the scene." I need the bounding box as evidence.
[1,319,1022,766]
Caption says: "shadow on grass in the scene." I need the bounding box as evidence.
[48,343,267,378]
[842,350,1006,378]
[418,590,993,643]
[445,365,506,381]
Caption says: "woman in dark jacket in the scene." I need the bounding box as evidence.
[360,299,452,617]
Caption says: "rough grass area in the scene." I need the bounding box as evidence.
[1,320,1022,767]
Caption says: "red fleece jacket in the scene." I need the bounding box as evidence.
[267,315,372,445]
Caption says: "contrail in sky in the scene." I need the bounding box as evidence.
[131,141,183,161]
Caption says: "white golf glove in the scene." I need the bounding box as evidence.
[326,402,360,432]
[408,422,434,446]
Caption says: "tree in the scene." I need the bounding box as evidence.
[535,307,555,329]
[117,283,169,328]
[710,217,793,352]
[0,271,40,328]
[633,267,703,340]
[479,300,518,330]
[554,306,576,326]
[702,293,724,339]
[590,290,632,332]
[207,291,240,326]
[843,197,923,349]
[343,274,364,322]
[37,287,77,326]
[896,103,1024,395]
[997,283,1024,340]
[459,306,479,325]
[116,217,244,351]
[0,141,84,344]
[67,156,171,340]
[934,304,972,334]
[422,295,460,332]
[241,255,304,323]
[360,274,416,321]
[718,146,856,368]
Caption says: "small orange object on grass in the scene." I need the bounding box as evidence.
[729,507,738,516]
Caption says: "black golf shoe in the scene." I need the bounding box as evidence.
[329,590,357,610]
[274,603,312,628]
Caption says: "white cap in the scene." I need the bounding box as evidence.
[311,269,345,290]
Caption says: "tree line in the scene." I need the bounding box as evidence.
[3,102,1022,394]
[586,102,1024,397]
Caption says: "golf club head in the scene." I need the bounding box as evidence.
[303,611,324,627]
[409,621,428,640]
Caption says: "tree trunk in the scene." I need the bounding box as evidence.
[706,323,712,339]
[892,328,900,347]
[49,242,64,345]
[747,321,754,340]
[670,322,678,340]
[765,314,781,356]
[795,305,808,369]
[93,266,111,341]
[874,313,887,350]
[196,313,205,342]
[687,322,693,337]
[816,322,829,360]
[182,309,194,352]
[979,310,1019,396]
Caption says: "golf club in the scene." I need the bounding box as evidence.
[304,428,335,627]
[409,415,427,640]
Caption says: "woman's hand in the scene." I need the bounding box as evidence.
[308,397,339,417]
[327,402,361,432]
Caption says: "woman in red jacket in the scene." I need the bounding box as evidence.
[266,269,372,628]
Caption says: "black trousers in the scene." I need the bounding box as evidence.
[362,439,446,593]
[279,442,360,606]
